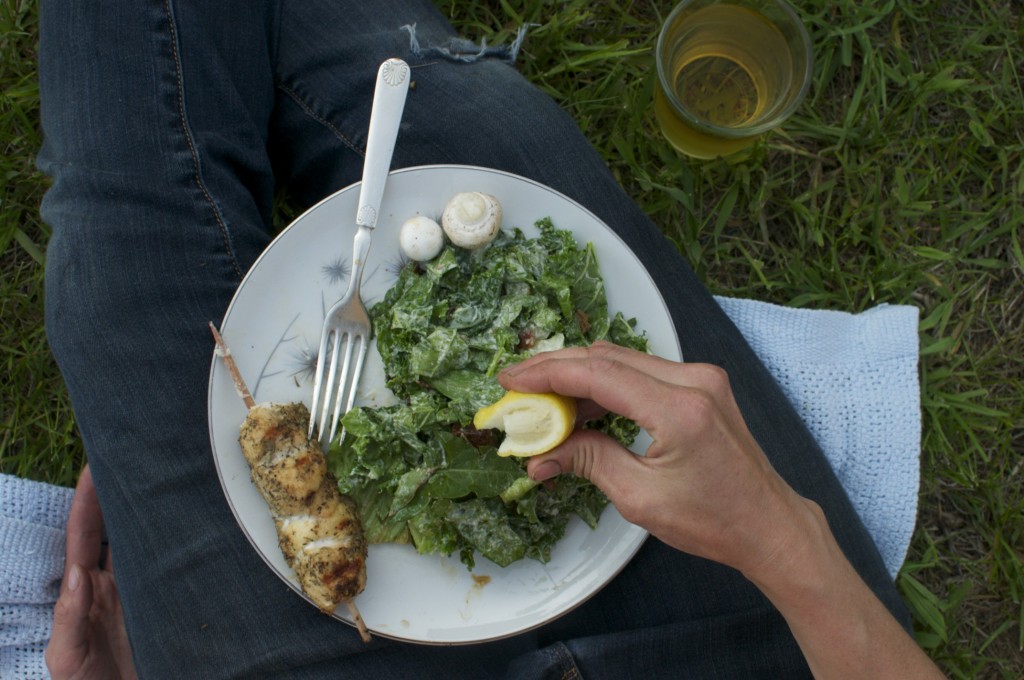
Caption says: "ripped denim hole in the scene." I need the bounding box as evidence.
[400,23,533,64]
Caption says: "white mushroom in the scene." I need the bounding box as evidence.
[399,215,445,262]
[441,192,502,250]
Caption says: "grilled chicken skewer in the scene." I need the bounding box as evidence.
[210,322,370,642]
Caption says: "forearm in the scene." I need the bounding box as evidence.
[746,499,943,679]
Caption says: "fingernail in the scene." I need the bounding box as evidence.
[67,564,81,593]
[500,363,522,378]
[531,460,562,481]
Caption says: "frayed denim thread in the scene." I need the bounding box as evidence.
[400,22,532,64]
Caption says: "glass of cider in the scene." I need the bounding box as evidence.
[655,0,812,159]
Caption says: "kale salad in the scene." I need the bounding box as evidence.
[328,218,647,570]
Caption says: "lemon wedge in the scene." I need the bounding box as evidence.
[472,390,577,457]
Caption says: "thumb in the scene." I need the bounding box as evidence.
[526,429,644,506]
[47,563,92,674]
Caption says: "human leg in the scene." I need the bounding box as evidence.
[38,1,311,675]
[37,2,535,678]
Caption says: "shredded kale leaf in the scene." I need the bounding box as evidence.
[329,219,647,569]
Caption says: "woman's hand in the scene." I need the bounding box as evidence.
[499,341,812,580]
[46,465,138,680]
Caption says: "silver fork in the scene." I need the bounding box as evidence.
[308,57,410,446]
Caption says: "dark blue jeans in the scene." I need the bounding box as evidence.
[37,1,909,677]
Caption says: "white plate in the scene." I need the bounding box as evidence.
[208,165,682,644]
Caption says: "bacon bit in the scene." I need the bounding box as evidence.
[575,309,591,334]
[452,423,497,447]
[516,330,536,352]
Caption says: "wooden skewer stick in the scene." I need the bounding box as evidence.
[344,600,370,643]
[209,322,255,409]
[208,321,372,643]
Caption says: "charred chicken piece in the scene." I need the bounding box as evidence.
[239,402,327,517]
[276,480,367,604]
[238,402,368,617]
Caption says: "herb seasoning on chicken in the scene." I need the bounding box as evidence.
[210,323,370,641]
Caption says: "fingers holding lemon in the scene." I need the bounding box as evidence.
[473,390,577,457]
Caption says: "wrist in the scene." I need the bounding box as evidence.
[739,491,843,602]
[740,493,877,653]
[738,493,944,678]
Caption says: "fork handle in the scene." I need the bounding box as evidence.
[348,224,373,300]
[355,58,411,230]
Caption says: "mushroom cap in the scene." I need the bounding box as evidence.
[399,215,445,262]
[441,192,502,250]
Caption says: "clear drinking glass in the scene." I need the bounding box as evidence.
[654,0,813,159]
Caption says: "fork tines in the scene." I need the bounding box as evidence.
[309,329,369,447]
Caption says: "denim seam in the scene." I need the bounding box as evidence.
[162,0,244,281]
[274,80,363,158]
[554,642,583,680]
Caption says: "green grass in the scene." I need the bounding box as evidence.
[3,0,1022,675]
[1,0,83,487]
